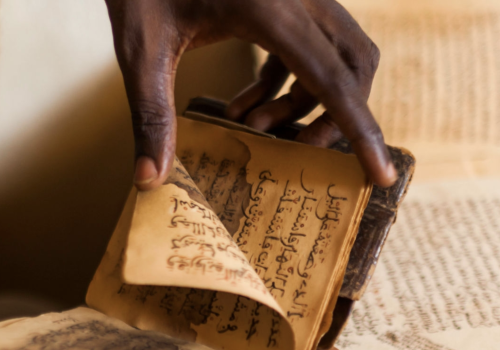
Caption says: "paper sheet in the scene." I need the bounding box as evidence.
[0,307,212,350]
[123,176,272,305]
[87,159,295,350]
[336,179,500,350]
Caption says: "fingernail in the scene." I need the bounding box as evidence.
[226,104,242,120]
[245,113,272,131]
[134,156,158,185]
[386,162,398,184]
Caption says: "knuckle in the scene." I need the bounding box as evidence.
[368,40,381,74]
[249,1,303,37]
[354,122,384,145]
[355,38,380,79]
[344,35,380,80]
[318,112,338,130]
[318,72,358,104]
[130,100,172,128]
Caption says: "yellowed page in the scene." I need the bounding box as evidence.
[87,158,294,350]
[0,307,212,350]
[337,179,500,350]
[176,117,372,350]
[123,184,271,303]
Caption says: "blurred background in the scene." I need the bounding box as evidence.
[1,0,499,320]
[0,0,257,318]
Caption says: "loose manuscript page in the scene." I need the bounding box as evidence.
[337,179,500,350]
[0,307,212,350]
[341,0,500,182]
[87,117,371,350]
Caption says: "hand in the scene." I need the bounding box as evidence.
[105,0,397,191]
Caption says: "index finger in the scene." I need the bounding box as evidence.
[252,4,397,187]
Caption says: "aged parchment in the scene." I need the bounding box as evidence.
[0,307,212,350]
[337,179,500,350]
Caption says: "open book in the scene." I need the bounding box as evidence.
[83,104,413,350]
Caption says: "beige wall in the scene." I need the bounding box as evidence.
[0,0,254,309]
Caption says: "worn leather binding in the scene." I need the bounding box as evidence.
[184,97,416,347]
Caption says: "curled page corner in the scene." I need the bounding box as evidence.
[87,157,295,350]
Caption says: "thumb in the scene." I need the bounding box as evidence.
[107,2,184,191]
[125,55,179,191]
[131,95,177,191]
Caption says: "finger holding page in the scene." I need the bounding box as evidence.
[284,31,395,187]
[244,2,397,187]
[232,0,380,134]
[106,0,184,191]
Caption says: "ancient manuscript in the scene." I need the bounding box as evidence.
[336,179,500,350]
[340,0,500,183]
[86,116,372,350]
[0,307,212,350]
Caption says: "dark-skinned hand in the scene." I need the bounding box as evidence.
[105,0,397,191]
